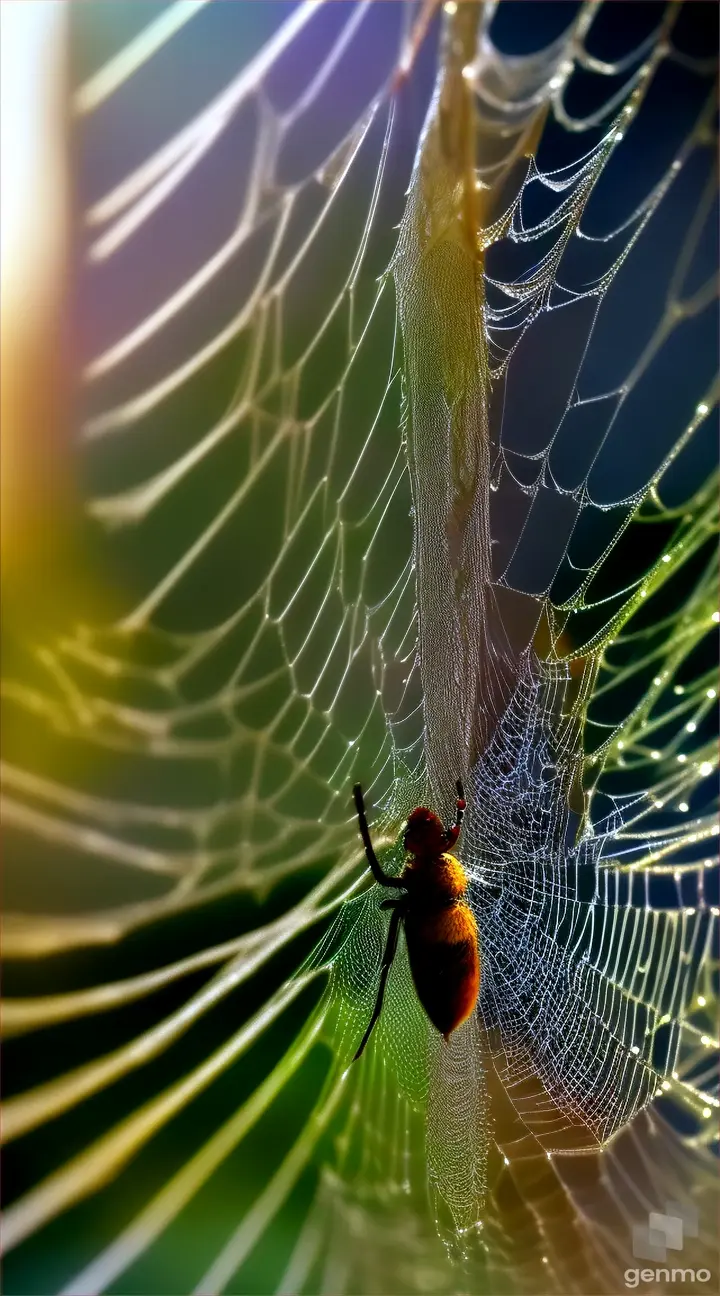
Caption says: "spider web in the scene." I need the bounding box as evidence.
[2,3,718,1294]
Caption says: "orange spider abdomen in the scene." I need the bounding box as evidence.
[403,854,480,1039]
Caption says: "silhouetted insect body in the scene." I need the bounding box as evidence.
[352,782,479,1060]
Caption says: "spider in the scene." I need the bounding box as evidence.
[351,781,479,1061]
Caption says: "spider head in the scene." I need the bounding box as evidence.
[403,806,446,857]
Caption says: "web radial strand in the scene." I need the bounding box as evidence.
[1,3,718,1296]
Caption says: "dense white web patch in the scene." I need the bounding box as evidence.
[1,3,718,1294]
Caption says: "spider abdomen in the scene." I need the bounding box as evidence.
[405,900,480,1040]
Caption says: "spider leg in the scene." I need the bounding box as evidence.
[353,905,403,1062]
[389,0,440,93]
[445,779,467,849]
[353,784,405,887]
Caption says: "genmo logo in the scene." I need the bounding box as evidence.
[632,1202,698,1262]
[624,1268,711,1289]
[625,1202,712,1288]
